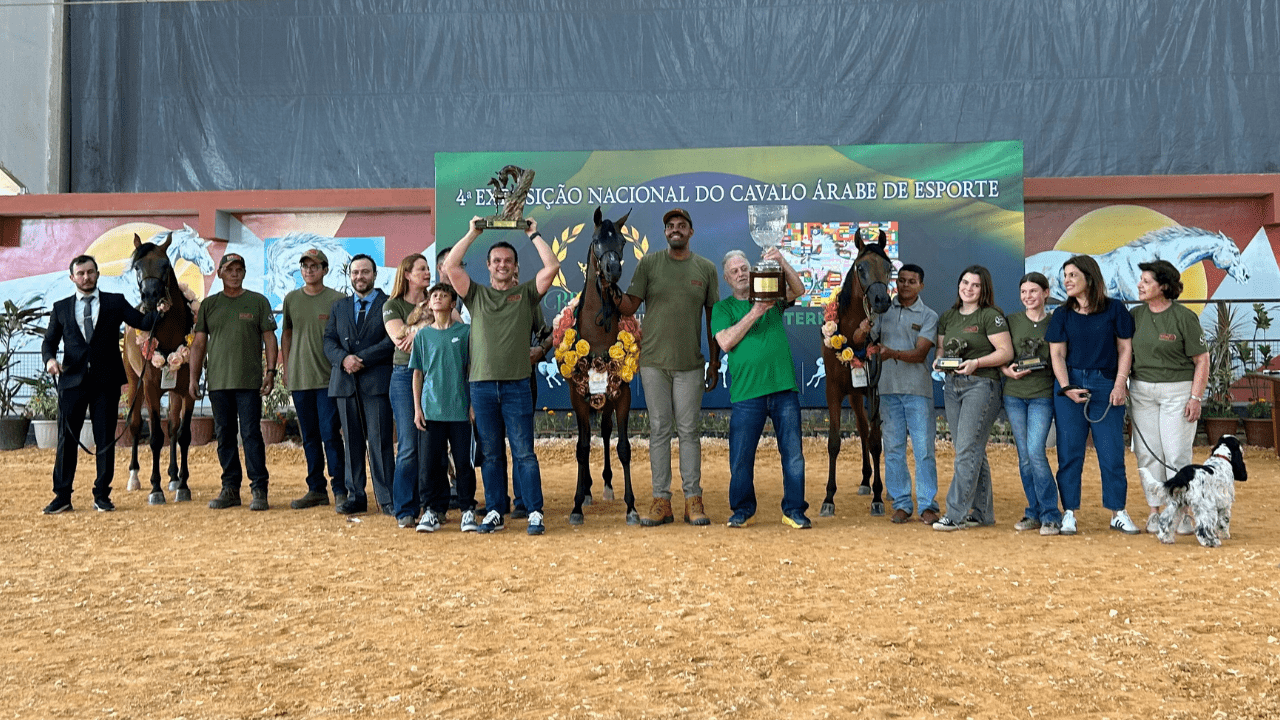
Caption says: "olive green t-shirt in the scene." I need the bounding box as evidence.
[462,279,542,382]
[381,296,417,366]
[1131,303,1208,383]
[282,287,345,391]
[626,250,719,371]
[937,306,1009,382]
[1003,311,1053,399]
[194,290,277,391]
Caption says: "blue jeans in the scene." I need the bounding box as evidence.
[1054,368,1128,512]
[209,389,268,491]
[389,365,425,519]
[292,388,345,495]
[1004,395,1061,524]
[881,393,938,515]
[471,380,543,515]
[728,390,807,518]
[942,374,1001,525]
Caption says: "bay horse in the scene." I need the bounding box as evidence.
[821,229,893,516]
[558,207,640,526]
[123,236,198,504]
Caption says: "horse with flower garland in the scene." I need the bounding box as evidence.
[818,229,893,516]
[122,236,201,504]
[551,208,642,525]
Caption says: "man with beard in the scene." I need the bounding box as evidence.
[41,255,161,514]
[618,208,721,527]
[323,254,395,516]
[711,249,810,529]
[188,253,278,511]
[442,217,559,536]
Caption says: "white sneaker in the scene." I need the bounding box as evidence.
[1110,510,1140,535]
[415,509,441,533]
[460,509,479,533]
[1145,512,1159,534]
[1176,510,1195,535]
[1060,510,1077,535]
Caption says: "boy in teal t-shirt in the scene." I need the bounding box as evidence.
[408,284,478,532]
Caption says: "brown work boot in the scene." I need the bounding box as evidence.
[639,497,674,527]
[684,496,710,526]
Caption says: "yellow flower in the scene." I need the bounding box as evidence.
[575,339,591,356]
[829,334,845,350]
[554,349,565,363]
[564,351,580,367]
[617,330,634,345]
[608,344,626,360]
[560,363,574,377]
[839,347,855,362]
[619,369,634,382]
[564,328,577,344]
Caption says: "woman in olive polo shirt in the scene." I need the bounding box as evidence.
[932,265,1013,532]
[1129,259,1208,534]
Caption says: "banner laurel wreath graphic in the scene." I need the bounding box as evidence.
[550,223,584,290]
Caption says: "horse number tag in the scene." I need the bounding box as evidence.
[851,364,869,388]
[588,369,608,395]
[161,366,177,390]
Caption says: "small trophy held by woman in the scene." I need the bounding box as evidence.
[747,204,788,302]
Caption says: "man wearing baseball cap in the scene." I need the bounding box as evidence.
[188,252,279,510]
[280,248,347,509]
[617,208,721,526]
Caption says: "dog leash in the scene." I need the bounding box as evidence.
[1060,384,1181,474]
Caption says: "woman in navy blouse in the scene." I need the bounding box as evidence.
[1046,255,1139,536]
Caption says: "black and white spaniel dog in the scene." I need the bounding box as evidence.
[1138,435,1247,547]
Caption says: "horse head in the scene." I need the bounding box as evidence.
[164,224,215,274]
[1211,232,1250,284]
[849,229,893,315]
[131,234,175,313]
[591,206,629,286]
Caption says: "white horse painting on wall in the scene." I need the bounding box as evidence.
[262,232,394,310]
[1026,225,1249,302]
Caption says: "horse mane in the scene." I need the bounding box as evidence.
[132,241,195,335]
[1127,225,1224,248]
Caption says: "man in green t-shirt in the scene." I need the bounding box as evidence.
[188,253,279,511]
[710,249,810,529]
[280,248,347,510]
[618,208,721,527]
[442,216,560,536]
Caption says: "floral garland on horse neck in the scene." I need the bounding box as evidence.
[135,283,201,371]
[550,295,641,410]
[820,297,867,371]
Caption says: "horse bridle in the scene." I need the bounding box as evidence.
[589,232,626,331]
[851,250,892,421]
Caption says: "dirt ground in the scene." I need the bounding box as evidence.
[2,436,1278,720]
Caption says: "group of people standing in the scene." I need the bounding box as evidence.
[39,214,1208,539]
[868,255,1207,536]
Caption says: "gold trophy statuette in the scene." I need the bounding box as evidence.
[483,165,536,230]
[747,204,788,303]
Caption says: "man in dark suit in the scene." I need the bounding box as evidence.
[41,255,159,514]
[324,254,395,515]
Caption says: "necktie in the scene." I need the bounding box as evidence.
[82,296,94,342]
[356,299,368,328]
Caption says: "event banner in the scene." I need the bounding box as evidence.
[436,142,1024,409]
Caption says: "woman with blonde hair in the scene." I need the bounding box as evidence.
[382,253,432,527]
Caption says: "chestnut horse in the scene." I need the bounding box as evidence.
[561,208,640,525]
[820,229,892,516]
[123,236,198,504]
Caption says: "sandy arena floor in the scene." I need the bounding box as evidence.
[2,437,1278,719]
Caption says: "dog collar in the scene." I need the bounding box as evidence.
[1212,446,1233,461]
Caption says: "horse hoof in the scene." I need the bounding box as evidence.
[626,510,640,525]
[582,494,593,506]
[820,502,835,517]
[168,480,179,492]
[569,513,585,526]
[870,502,886,517]
[857,486,871,496]
[175,488,191,503]
[126,473,140,492]
[148,492,166,505]
[603,487,615,502]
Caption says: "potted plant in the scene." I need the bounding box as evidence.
[23,370,60,449]
[0,298,49,450]
[1235,303,1275,447]
[1201,303,1242,442]
[260,364,292,445]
